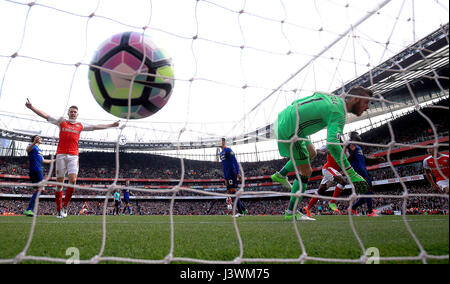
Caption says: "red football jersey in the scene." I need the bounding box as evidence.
[319,145,346,172]
[48,117,94,156]
[323,153,342,172]
[423,154,449,182]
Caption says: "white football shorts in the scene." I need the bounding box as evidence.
[437,179,449,191]
[320,167,342,186]
[56,154,79,178]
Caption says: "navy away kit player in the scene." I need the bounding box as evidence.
[122,180,133,215]
[24,135,54,217]
[220,138,247,217]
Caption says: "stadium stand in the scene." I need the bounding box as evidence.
[1,99,448,216]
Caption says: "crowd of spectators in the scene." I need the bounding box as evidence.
[0,151,434,198]
[313,185,449,216]
[359,98,449,155]
[0,156,432,199]
[0,139,445,183]
[1,184,447,216]
[0,152,290,180]
[1,99,448,216]
[369,163,424,181]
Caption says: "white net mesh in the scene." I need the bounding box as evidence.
[0,0,448,264]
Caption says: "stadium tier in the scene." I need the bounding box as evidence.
[1,101,448,216]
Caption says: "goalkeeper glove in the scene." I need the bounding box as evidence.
[346,167,369,194]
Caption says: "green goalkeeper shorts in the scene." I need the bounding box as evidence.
[277,138,311,165]
[274,109,311,166]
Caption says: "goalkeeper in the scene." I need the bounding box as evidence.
[271,86,373,221]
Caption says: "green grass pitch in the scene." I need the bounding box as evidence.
[0,215,448,264]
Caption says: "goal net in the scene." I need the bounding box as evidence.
[0,0,448,264]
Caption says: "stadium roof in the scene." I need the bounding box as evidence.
[341,22,449,124]
[334,24,449,97]
[229,23,449,146]
[0,24,449,151]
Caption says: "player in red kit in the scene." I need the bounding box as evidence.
[225,197,233,216]
[80,201,88,215]
[26,99,120,218]
[423,147,449,194]
[304,144,347,217]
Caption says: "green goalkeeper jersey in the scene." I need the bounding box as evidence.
[275,92,350,169]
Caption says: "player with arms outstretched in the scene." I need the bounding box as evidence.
[220,138,247,217]
[25,99,119,218]
[24,135,54,217]
[423,147,449,194]
[304,143,347,217]
[271,87,373,221]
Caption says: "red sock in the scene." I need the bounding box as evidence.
[63,187,75,208]
[308,197,319,209]
[55,191,63,211]
[330,184,344,203]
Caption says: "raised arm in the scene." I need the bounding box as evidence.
[26,140,37,153]
[25,99,50,120]
[26,135,41,153]
[84,120,120,131]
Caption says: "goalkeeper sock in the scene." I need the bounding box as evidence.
[279,160,294,177]
[63,187,75,208]
[288,176,309,212]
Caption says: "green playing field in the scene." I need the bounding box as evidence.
[0,215,448,264]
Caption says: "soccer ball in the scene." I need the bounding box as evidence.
[88,31,174,119]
